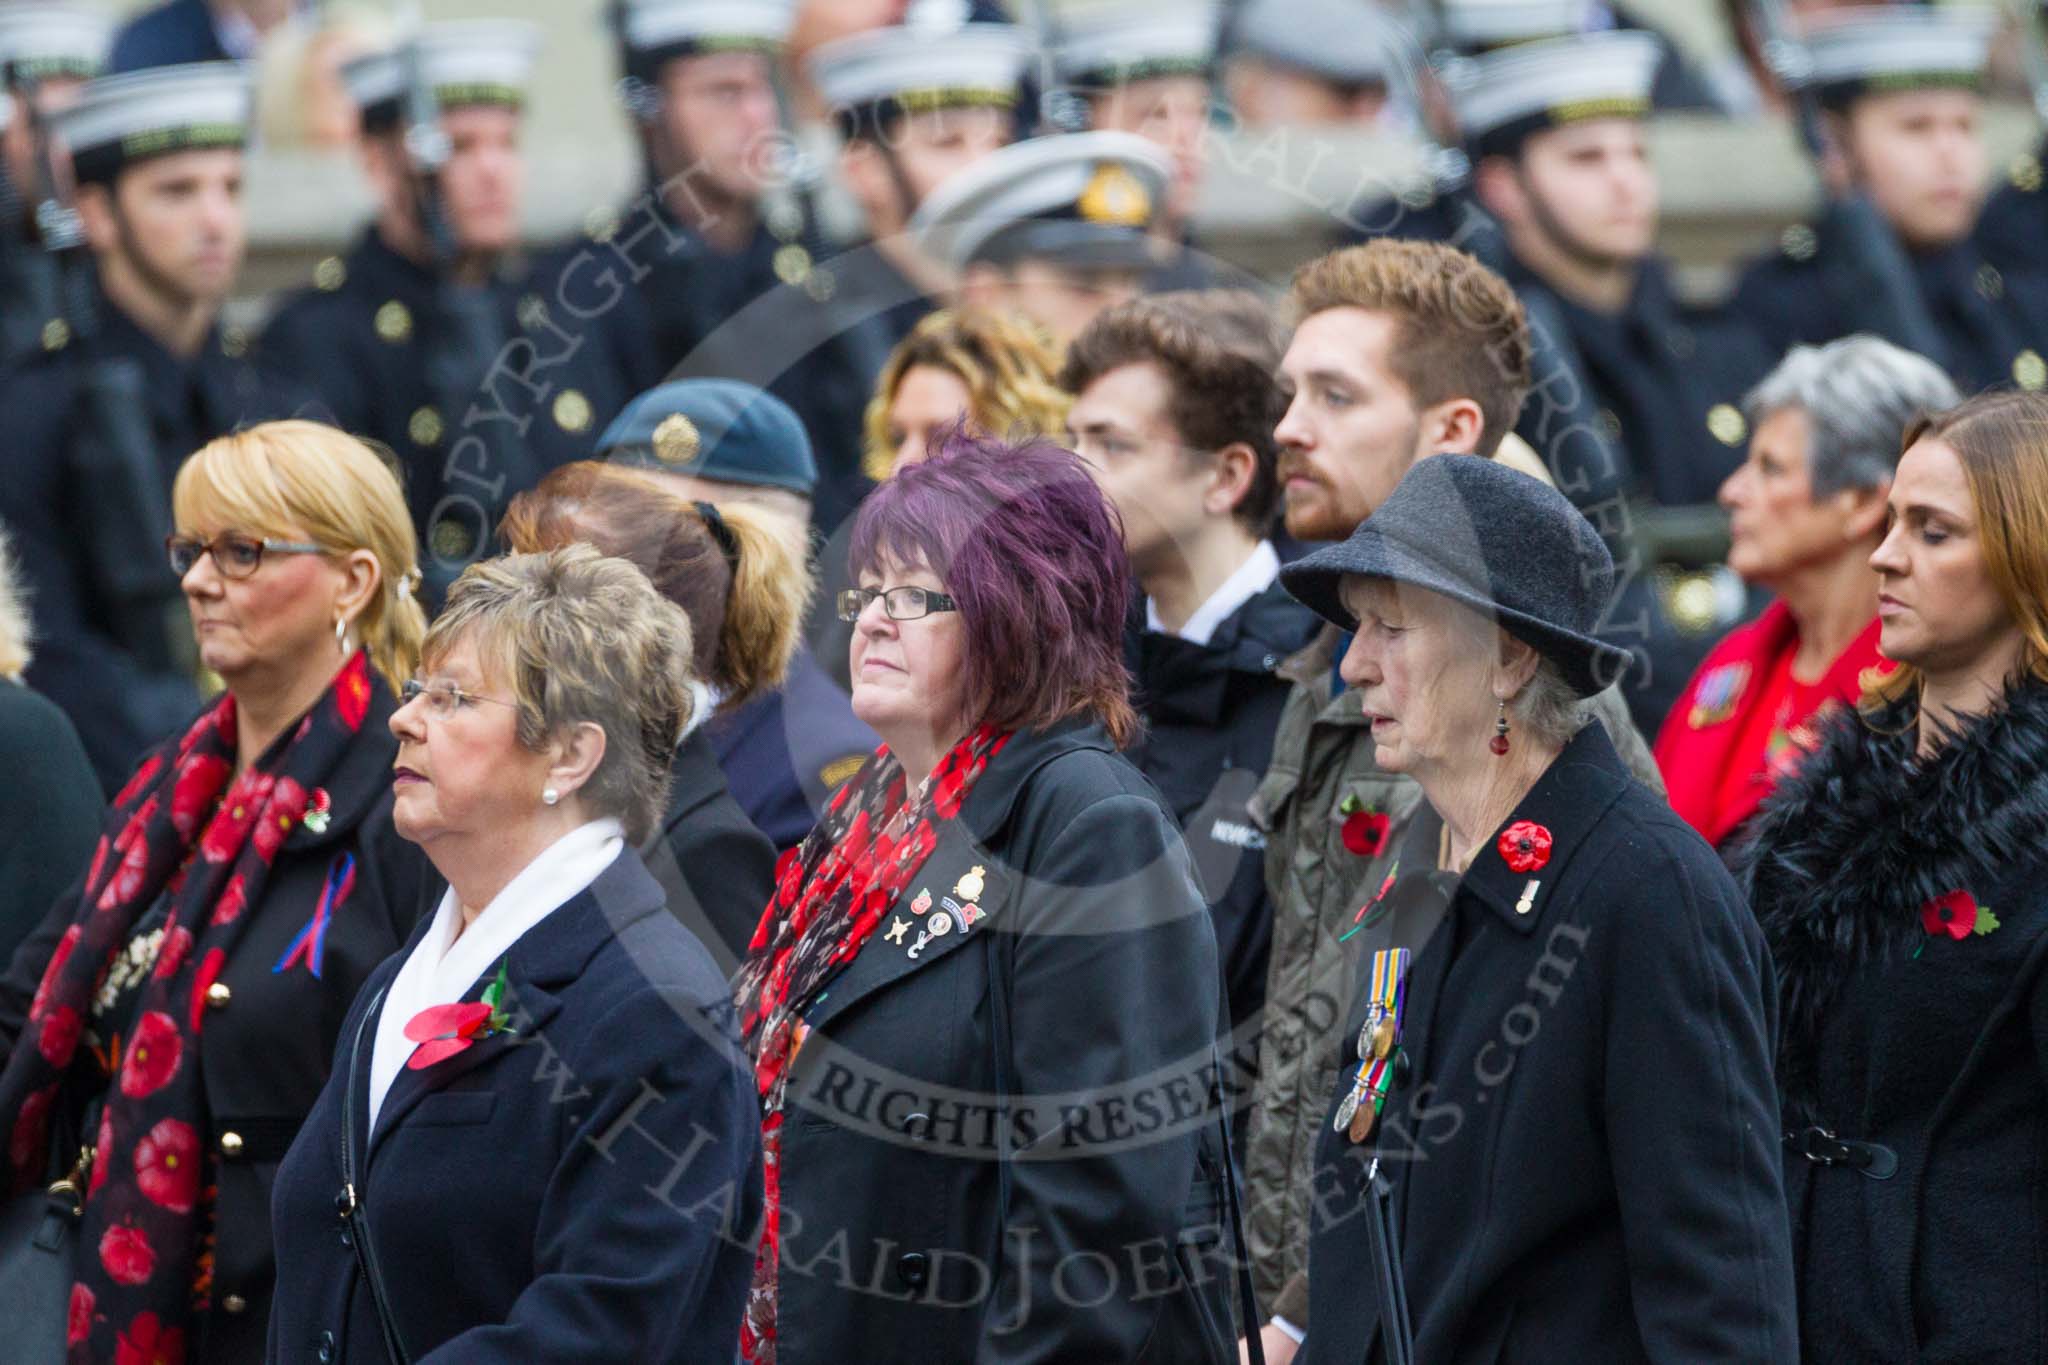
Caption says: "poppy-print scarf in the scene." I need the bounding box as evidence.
[0,651,376,1363]
[733,722,1010,1364]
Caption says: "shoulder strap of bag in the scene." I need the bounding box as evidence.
[340,986,411,1365]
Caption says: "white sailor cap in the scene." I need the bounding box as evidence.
[1232,0,1392,87]
[617,0,791,77]
[809,21,1029,136]
[1450,29,1657,158]
[1053,3,1217,90]
[342,19,542,127]
[56,59,248,184]
[0,3,111,85]
[909,130,1171,272]
[1804,6,1995,109]
[1439,0,1595,49]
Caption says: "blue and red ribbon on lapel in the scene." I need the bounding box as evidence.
[273,851,356,979]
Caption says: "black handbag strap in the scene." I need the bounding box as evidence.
[983,928,1265,1364]
[340,986,411,1365]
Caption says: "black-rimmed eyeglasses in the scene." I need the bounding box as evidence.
[166,532,326,580]
[837,586,959,623]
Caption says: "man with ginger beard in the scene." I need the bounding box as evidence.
[259,21,641,602]
[1732,5,2048,396]
[0,62,310,790]
[1237,238,1657,1364]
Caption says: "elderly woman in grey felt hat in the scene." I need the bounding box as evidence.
[1282,456,1796,1365]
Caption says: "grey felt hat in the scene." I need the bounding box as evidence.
[1280,455,1631,697]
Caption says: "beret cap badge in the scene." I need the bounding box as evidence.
[653,413,701,466]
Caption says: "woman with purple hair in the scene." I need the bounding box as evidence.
[733,432,1245,1364]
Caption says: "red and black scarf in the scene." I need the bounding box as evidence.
[733,723,1010,1364]
[0,651,376,1363]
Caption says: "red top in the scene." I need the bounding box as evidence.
[1654,599,1893,848]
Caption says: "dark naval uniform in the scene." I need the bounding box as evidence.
[0,300,311,790]
[259,228,642,597]
[1732,222,2048,396]
[704,645,876,852]
[1506,256,1769,508]
[106,0,228,73]
[1973,140,2048,280]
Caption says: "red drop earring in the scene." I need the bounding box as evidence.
[1490,699,1510,756]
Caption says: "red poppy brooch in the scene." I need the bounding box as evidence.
[1497,821,1553,874]
[1338,792,1392,857]
[1920,890,1999,944]
[404,960,518,1070]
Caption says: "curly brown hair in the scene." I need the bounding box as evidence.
[1287,240,1532,457]
[862,308,1071,480]
[1059,289,1287,533]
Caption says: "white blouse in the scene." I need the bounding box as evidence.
[366,817,625,1131]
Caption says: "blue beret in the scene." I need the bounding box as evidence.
[593,378,817,495]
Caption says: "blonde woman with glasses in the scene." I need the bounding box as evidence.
[0,420,434,1363]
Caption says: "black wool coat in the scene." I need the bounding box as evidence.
[769,720,1243,1364]
[268,849,763,1363]
[0,681,102,963]
[1300,722,1797,1365]
[1737,679,2048,1363]
[643,727,778,967]
[0,683,433,1363]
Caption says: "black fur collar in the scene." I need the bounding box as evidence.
[1734,679,2048,1119]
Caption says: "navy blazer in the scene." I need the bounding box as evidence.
[268,849,763,1363]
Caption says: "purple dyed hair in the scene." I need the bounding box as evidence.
[849,427,1139,747]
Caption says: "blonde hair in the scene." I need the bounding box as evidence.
[499,462,811,713]
[0,527,31,680]
[172,420,426,696]
[424,546,695,845]
[1868,391,2048,710]
[862,308,1071,480]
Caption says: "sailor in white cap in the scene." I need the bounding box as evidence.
[1438,0,1720,111]
[0,2,112,363]
[1729,5,2048,396]
[1054,2,1215,280]
[1222,0,1394,128]
[0,58,319,792]
[910,128,1170,342]
[1458,29,1774,656]
[260,19,642,596]
[807,16,1026,346]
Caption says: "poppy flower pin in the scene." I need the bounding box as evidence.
[404,960,518,1070]
[1497,821,1553,874]
[1920,889,1999,944]
[1338,792,1392,858]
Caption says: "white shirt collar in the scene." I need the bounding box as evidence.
[367,816,625,1132]
[1144,540,1281,648]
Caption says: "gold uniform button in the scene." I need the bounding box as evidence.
[206,982,232,1009]
[552,388,592,433]
[517,293,549,331]
[313,255,347,291]
[222,1294,248,1315]
[1780,224,1818,262]
[1596,408,1623,441]
[772,243,812,286]
[1707,403,1747,447]
[2011,152,2043,195]
[1975,264,2004,301]
[1665,573,1720,635]
[584,205,620,242]
[2015,350,2047,391]
[431,517,474,560]
[408,405,444,446]
[374,300,413,344]
[219,1131,244,1159]
[39,317,69,351]
[220,326,248,359]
